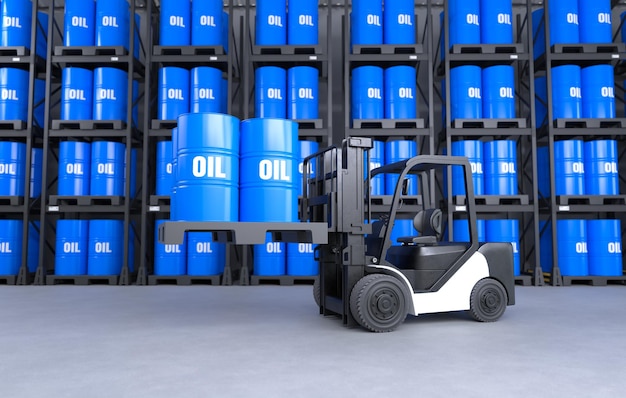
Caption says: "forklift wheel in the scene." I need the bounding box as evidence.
[313,277,320,308]
[469,278,508,322]
[350,274,408,333]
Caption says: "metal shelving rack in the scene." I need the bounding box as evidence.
[439,0,541,286]
[34,0,145,286]
[537,0,626,286]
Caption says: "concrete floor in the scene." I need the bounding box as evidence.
[0,285,625,397]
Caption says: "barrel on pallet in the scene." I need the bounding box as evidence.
[154,219,186,276]
[0,67,29,122]
[0,219,23,275]
[451,140,483,196]
[0,141,26,196]
[587,219,622,276]
[384,65,417,119]
[64,0,96,46]
[174,113,240,222]
[160,0,190,46]
[90,141,125,196]
[453,219,485,243]
[61,67,93,120]
[579,0,611,44]
[0,0,33,48]
[383,0,415,45]
[385,140,417,195]
[93,67,128,122]
[557,219,588,276]
[288,0,318,45]
[87,219,124,276]
[187,232,225,276]
[95,0,130,49]
[191,66,222,114]
[351,65,384,121]
[450,65,482,120]
[581,64,615,119]
[480,0,513,44]
[30,147,42,198]
[548,0,579,44]
[554,140,584,195]
[486,219,520,276]
[55,219,89,275]
[551,65,582,120]
[158,67,190,120]
[584,140,618,195]
[446,0,480,49]
[483,140,517,195]
[369,140,385,195]
[351,0,383,46]
[288,66,319,120]
[156,140,174,196]
[255,66,286,118]
[256,0,286,45]
[482,65,515,119]
[191,0,222,46]
[58,141,90,196]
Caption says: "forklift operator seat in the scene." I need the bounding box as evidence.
[408,208,442,245]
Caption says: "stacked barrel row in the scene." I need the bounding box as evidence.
[254,0,319,46]
[159,0,229,50]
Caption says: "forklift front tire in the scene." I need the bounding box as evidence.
[350,274,409,333]
[469,278,508,322]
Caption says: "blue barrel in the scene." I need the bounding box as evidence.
[0,220,23,275]
[87,219,124,275]
[64,0,96,46]
[579,0,611,44]
[535,76,547,127]
[383,0,415,45]
[0,0,33,48]
[551,65,582,120]
[255,66,286,118]
[482,65,515,119]
[557,219,588,276]
[548,0,579,44]
[486,219,520,276]
[154,219,186,276]
[351,0,383,46]
[288,66,318,120]
[0,67,29,122]
[532,9,546,60]
[58,141,90,195]
[451,140,484,196]
[61,67,93,120]
[160,0,190,46]
[587,220,622,276]
[93,67,128,122]
[240,118,299,222]
[480,0,513,44]
[175,113,240,222]
[90,141,125,196]
[368,140,385,195]
[158,67,190,120]
[483,140,517,195]
[447,0,480,49]
[191,66,222,114]
[581,64,615,119]
[187,232,225,276]
[584,140,618,195]
[453,219,486,243]
[390,219,417,245]
[536,146,550,198]
[554,140,584,195]
[156,140,174,196]
[254,232,286,276]
[191,0,222,46]
[287,242,317,276]
[351,66,384,120]
[384,65,417,119]
[34,78,45,127]
[256,0,286,46]
[30,147,42,198]
[385,140,417,195]
[539,220,553,273]
[55,220,89,275]
[288,0,318,45]
[95,0,130,49]
[0,141,25,196]
[450,65,482,120]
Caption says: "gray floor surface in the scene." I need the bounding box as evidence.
[0,285,625,398]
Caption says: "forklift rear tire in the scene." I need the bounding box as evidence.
[313,277,320,308]
[469,278,508,322]
[350,274,408,333]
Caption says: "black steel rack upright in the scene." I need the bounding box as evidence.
[34,0,145,286]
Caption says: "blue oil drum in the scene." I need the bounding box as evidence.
[93,67,128,122]
[390,219,417,245]
[288,66,319,120]
[483,140,517,195]
[175,113,240,222]
[160,0,190,46]
[0,141,25,196]
[557,219,588,276]
[288,0,318,45]
[34,78,45,127]
[451,140,484,196]
[581,64,615,119]
[536,146,550,198]
[191,0,222,46]
[287,242,317,276]
[156,140,174,196]
[453,219,486,243]
[579,0,611,43]
[384,65,417,119]
[240,118,299,223]
[255,66,286,118]
[584,140,618,195]
[482,65,515,119]
[351,65,384,120]
[256,0,286,45]
[385,140,417,195]
[535,76,547,127]
[55,219,89,275]
[58,141,90,196]
[191,66,222,114]
[0,67,29,122]
[0,0,33,48]
[383,0,415,45]
[0,219,23,275]
[554,140,584,195]
[548,0,579,44]
[95,0,130,49]
[187,232,225,276]
[480,0,513,44]
[158,67,190,120]
[30,147,42,198]
[351,0,383,46]
[87,219,124,275]
[90,141,125,196]
[154,219,186,276]
[539,220,553,274]
[64,0,96,46]
[447,0,480,49]
[61,67,93,120]
[551,65,582,120]
[532,9,546,60]
[254,232,286,276]
[222,11,229,53]
[27,221,39,273]
[450,65,482,120]
[368,140,385,195]
[587,219,622,276]
[486,219,520,276]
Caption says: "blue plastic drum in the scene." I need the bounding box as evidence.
[548,0,579,44]
[288,0,318,45]
[61,67,93,120]
[351,66,384,120]
[483,140,517,195]
[58,141,90,196]
[0,67,29,122]
[451,140,484,196]
[254,232,286,276]
[160,0,190,46]
[557,219,588,276]
[383,0,415,45]
[64,0,96,46]
[447,0,480,49]
[581,65,615,119]
[187,232,225,276]
[90,141,125,196]
[158,67,190,120]
[154,219,186,276]
[369,140,385,195]
[0,141,26,196]
[482,65,515,119]
[55,220,89,275]
[156,140,174,196]
[288,66,318,120]
[554,140,584,195]
[0,0,33,48]
[480,0,513,44]
[93,67,128,122]
[95,0,130,49]
[384,65,417,119]
[191,66,222,114]
[255,66,286,118]
[385,140,417,195]
[453,219,486,243]
[191,0,222,46]
[175,113,240,222]
[287,242,317,276]
[0,220,23,275]
[584,140,618,195]
[30,147,42,198]
[486,219,520,276]
[551,65,582,120]
[450,65,482,120]
[587,220,622,276]
[579,0,611,44]
[351,0,383,46]
[256,0,286,46]
[535,76,547,127]
[87,219,124,276]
